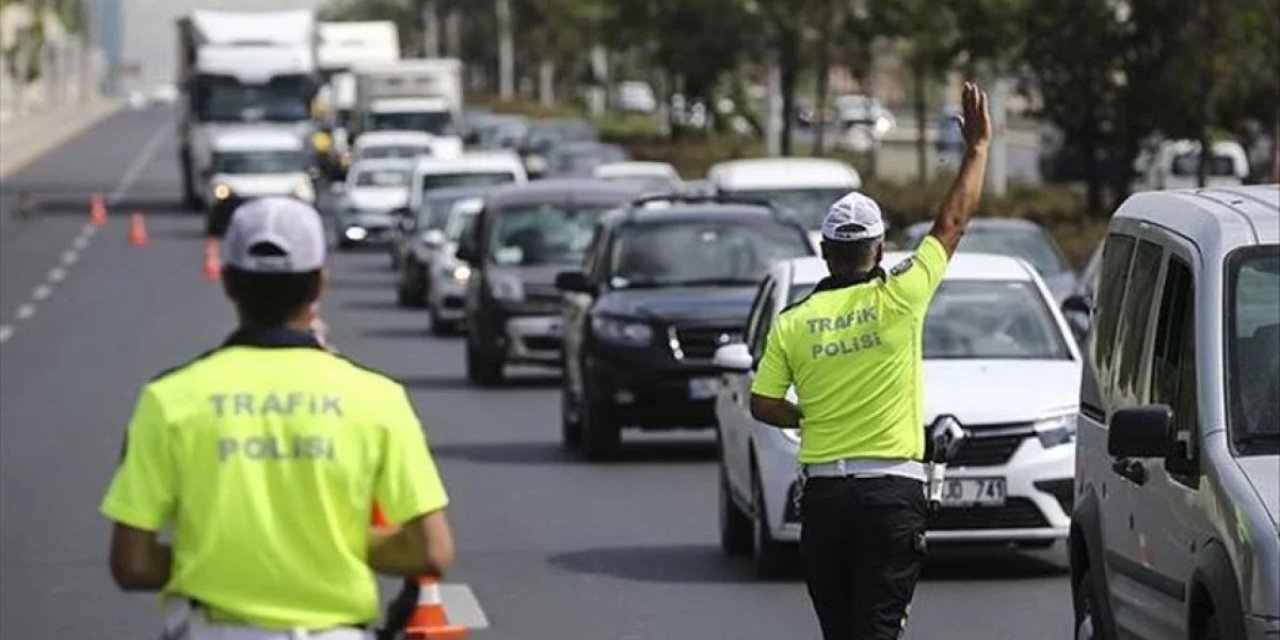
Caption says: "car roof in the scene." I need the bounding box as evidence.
[708,157,862,190]
[413,151,523,174]
[1114,185,1279,247]
[355,130,436,147]
[594,161,678,178]
[605,202,791,228]
[782,252,1039,288]
[484,179,636,208]
[349,157,414,172]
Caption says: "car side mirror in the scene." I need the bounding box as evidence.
[555,270,594,295]
[1107,405,1173,459]
[421,229,446,247]
[712,343,753,372]
[1062,294,1091,315]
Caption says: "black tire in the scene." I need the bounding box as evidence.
[465,338,503,387]
[180,149,201,211]
[429,307,454,336]
[751,465,789,578]
[396,282,415,307]
[719,463,752,556]
[580,384,619,460]
[1073,568,1106,640]
[560,379,582,450]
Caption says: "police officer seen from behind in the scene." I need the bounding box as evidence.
[749,82,991,640]
[101,197,454,638]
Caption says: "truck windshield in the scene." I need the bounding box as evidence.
[369,111,455,136]
[1227,246,1280,455]
[213,151,307,174]
[197,76,312,123]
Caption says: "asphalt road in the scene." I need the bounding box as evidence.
[0,106,1072,639]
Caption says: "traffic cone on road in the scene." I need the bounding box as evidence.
[89,193,107,225]
[404,576,467,639]
[203,237,221,281]
[128,213,148,246]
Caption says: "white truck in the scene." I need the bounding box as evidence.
[316,21,400,176]
[175,10,319,209]
[351,59,464,143]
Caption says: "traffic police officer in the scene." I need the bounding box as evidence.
[101,197,455,638]
[749,82,991,640]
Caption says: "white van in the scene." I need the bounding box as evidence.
[205,127,315,234]
[1136,139,1250,191]
[405,151,528,214]
[708,157,862,246]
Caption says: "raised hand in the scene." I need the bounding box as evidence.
[957,81,992,151]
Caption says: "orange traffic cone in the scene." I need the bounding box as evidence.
[203,237,221,281]
[128,213,148,246]
[89,193,107,225]
[405,576,467,639]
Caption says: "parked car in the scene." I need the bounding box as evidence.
[556,195,816,459]
[593,161,682,194]
[708,157,862,247]
[425,197,483,334]
[715,251,1082,576]
[333,158,413,249]
[393,186,492,306]
[1134,139,1250,192]
[456,180,637,386]
[1070,185,1279,640]
[518,119,599,178]
[903,218,1078,303]
[545,142,628,178]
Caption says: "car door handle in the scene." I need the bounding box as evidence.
[1112,459,1148,486]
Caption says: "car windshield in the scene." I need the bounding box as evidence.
[910,225,1070,275]
[445,209,478,242]
[421,172,515,201]
[417,192,478,229]
[725,188,849,229]
[360,145,430,160]
[1227,247,1280,455]
[608,221,812,288]
[488,204,613,266]
[368,111,455,136]
[922,280,1072,360]
[1171,152,1237,177]
[213,150,307,174]
[353,168,408,187]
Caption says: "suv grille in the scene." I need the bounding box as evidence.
[671,326,741,360]
[929,498,1049,531]
[945,422,1033,467]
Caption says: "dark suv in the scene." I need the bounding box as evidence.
[555,196,815,458]
[456,180,637,386]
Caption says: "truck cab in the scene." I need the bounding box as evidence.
[351,59,464,150]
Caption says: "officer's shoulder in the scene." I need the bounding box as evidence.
[149,346,225,384]
[331,353,405,391]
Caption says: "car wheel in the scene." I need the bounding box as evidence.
[719,462,752,556]
[580,383,619,460]
[560,378,582,450]
[465,338,503,387]
[1074,568,1107,640]
[751,463,789,578]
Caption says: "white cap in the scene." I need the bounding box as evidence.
[222,197,326,273]
[821,192,885,242]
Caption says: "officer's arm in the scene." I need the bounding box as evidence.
[109,522,172,591]
[929,82,992,257]
[750,394,801,429]
[368,510,455,578]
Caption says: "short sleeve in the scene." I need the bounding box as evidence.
[750,320,791,399]
[374,388,449,525]
[101,386,176,531]
[883,234,949,316]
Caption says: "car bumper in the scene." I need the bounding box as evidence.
[589,350,723,429]
[503,315,563,366]
[429,277,469,321]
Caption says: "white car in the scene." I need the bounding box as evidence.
[708,157,862,247]
[593,161,682,194]
[1135,139,1250,191]
[406,151,528,213]
[334,158,413,249]
[425,197,483,333]
[714,252,1082,576]
[352,130,462,163]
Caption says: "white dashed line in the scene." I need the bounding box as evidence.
[15,304,35,320]
[32,284,52,301]
[107,116,173,205]
[48,267,66,283]
[0,326,13,343]
[61,250,78,265]
[72,235,90,250]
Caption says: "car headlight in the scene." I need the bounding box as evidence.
[488,273,524,302]
[293,181,315,202]
[1034,414,1077,448]
[451,264,471,283]
[344,227,368,241]
[591,316,653,347]
[212,183,233,201]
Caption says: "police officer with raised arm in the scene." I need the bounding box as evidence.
[101,197,455,639]
[749,82,992,640]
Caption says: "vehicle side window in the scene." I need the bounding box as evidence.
[1091,234,1136,390]
[1150,257,1198,467]
[584,224,608,281]
[746,279,776,360]
[1111,240,1164,407]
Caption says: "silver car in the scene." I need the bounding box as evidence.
[425,197,482,334]
[1071,185,1279,640]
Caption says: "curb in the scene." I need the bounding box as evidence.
[0,100,124,180]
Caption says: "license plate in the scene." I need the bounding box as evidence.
[688,377,720,400]
[940,477,1006,507]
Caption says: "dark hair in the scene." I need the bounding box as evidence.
[223,267,322,327]
[821,237,882,271]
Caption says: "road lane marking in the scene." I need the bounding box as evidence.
[15,304,35,320]
[61,250,78,265]
[48,267,65,282]
[440,584,490,630]
[0,326,12,343]
[32,285,52,301]
[72,235,90,250]
[107,115,173,205]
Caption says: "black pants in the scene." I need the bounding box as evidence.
[800,476,928,640]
